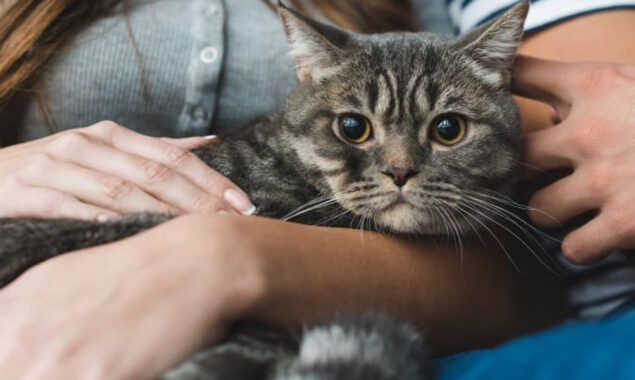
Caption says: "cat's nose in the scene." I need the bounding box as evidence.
[381,167,418,187]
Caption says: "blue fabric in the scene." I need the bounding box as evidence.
[434,307,635,380]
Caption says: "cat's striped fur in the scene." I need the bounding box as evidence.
[0,2,529,379]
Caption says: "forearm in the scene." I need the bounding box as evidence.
[516,10,635,132]
[231,216,517,356]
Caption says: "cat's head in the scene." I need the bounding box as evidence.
[278,1,529,234]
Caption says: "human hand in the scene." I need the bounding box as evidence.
[513,55,635,264]
[0,213,265,380]
[0,121,255,219]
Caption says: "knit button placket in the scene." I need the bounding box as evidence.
[178,0,225,136]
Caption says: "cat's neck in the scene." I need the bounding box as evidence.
[194,112,323,219]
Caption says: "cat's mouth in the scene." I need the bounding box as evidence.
[383,193,410,209]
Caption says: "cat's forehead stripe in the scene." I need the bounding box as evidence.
[379,70,396,121]
[407,73,424,127]
[366,80,379,114]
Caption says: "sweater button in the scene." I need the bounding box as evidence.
[191,106,210,123]
[200,46,218,64]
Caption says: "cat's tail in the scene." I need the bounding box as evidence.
[270,312,431,380]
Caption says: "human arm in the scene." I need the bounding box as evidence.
[0,211,516,379]
[0,121,254,219]
[235,216,517,354]
[511,10,635,263]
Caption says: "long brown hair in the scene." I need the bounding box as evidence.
[0,0,415,113]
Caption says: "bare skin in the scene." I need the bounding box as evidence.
[514,56,635,263]
[515,10,635,262]
[0,121,255,219]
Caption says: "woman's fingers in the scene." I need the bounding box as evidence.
[6,186,118,221]
[44,131,232,214]
[15,156,179,215]
[84,122,255,215]
[528,170,602,228]
[0,123,252,219]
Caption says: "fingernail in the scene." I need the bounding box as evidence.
[223,189,256,216]
[204,135,221,144]
[97,214,112,223]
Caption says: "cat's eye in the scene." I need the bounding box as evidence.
[430,114,467,146]
[338,114,372,144]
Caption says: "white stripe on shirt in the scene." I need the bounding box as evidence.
[448,0,635,35]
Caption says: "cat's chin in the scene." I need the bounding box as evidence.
[374,201,476,235]
[374,202,435,234]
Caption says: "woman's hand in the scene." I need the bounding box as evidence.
[513,55,635,264]
[0,121,255,219]
[0,213,265,380]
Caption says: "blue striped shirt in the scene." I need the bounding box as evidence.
[447,0,635,35]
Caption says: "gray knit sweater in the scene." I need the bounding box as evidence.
[12,0,297,142]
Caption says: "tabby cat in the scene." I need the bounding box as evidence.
[0,2,529,379]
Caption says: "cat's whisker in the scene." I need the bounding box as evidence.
[428,206,446,239]
[372,217,383,235]
[463,192,563,245]
[460,196,564,276]
[453,203,487,247]
[464,189,564,230]
[438,205,464,264]
[282,197,339,222]
[457,200,561,276]
[356,214,365,241]
[282,196,331,219]
[461,196,549,252]
[510,158,557,177]
[434,199,521,273]
[409,189,541,271]
[315,208,353,227]
[443,203,483,268]
[283,183,384,223]
[349,212,361,233]
[433,204,453,245]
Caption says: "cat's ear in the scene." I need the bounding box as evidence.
[278,3,350,83]
[454,0,529,81]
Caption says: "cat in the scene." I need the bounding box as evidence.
[0,2,529,379]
